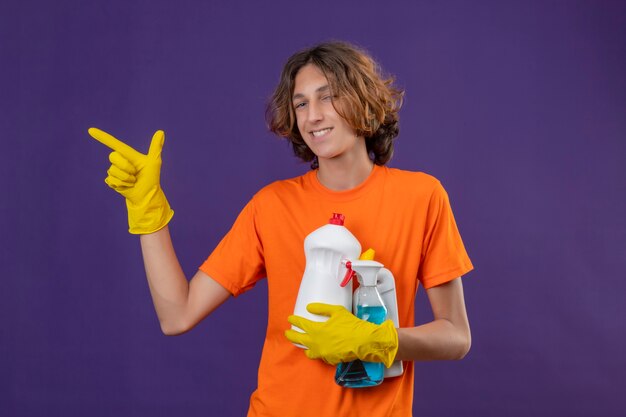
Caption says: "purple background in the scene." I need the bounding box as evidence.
[2,1,625,416]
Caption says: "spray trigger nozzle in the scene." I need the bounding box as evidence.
[340,260,355,287]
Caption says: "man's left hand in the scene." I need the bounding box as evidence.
[285,303,398,367]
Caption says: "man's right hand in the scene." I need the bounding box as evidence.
[88,127,174,234]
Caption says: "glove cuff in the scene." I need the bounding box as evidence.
[126,187,174,234]
[360,320,399,368]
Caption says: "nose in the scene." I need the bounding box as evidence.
[307,100,323,124]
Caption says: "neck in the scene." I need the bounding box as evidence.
[316,153,374,191]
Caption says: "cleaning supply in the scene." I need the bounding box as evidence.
[335,250,390,387]
[334,249,404,385]
[286,219,404,384]
[290,213,361,340]
[88,127,174,234]
[374,267,404,378]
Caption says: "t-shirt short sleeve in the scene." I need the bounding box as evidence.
[418,181,473,289]
[199,198,266,296]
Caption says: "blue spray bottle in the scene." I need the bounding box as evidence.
[335,251,388,387]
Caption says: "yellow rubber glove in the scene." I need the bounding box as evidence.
[285,303,398,367]
[88,127,174,234]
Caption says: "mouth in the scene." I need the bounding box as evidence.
[310,127,333,138]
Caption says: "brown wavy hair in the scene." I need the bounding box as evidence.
[266,41,404,169]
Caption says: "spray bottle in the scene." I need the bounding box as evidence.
[335,250,404,387]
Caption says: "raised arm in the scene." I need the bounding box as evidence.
[88,127,231,335]
[140,226,231,335]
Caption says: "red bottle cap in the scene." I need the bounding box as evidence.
[329,213,345,225]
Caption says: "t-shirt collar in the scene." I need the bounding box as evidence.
[305,164,385,202]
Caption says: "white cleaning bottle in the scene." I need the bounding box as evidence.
[375,267,404,378]
[291,213,361,341]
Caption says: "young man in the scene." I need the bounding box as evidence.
[89,41,473,417]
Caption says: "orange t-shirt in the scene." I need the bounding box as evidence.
[200,165,473,417]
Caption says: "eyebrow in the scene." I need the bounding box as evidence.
[293,85,330,101]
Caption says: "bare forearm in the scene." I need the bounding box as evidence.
[140,226,190,334]
[395,278,471,361]
[139,226,232,335]
[395,319,471,361]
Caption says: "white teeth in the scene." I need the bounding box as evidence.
[312,128,331,137]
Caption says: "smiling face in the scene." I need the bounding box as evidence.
[292,64,367,167]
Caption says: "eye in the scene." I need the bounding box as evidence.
[294,101,307,109]
[321,95,332,101]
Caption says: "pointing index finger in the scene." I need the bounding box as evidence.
[88,127,143,163]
